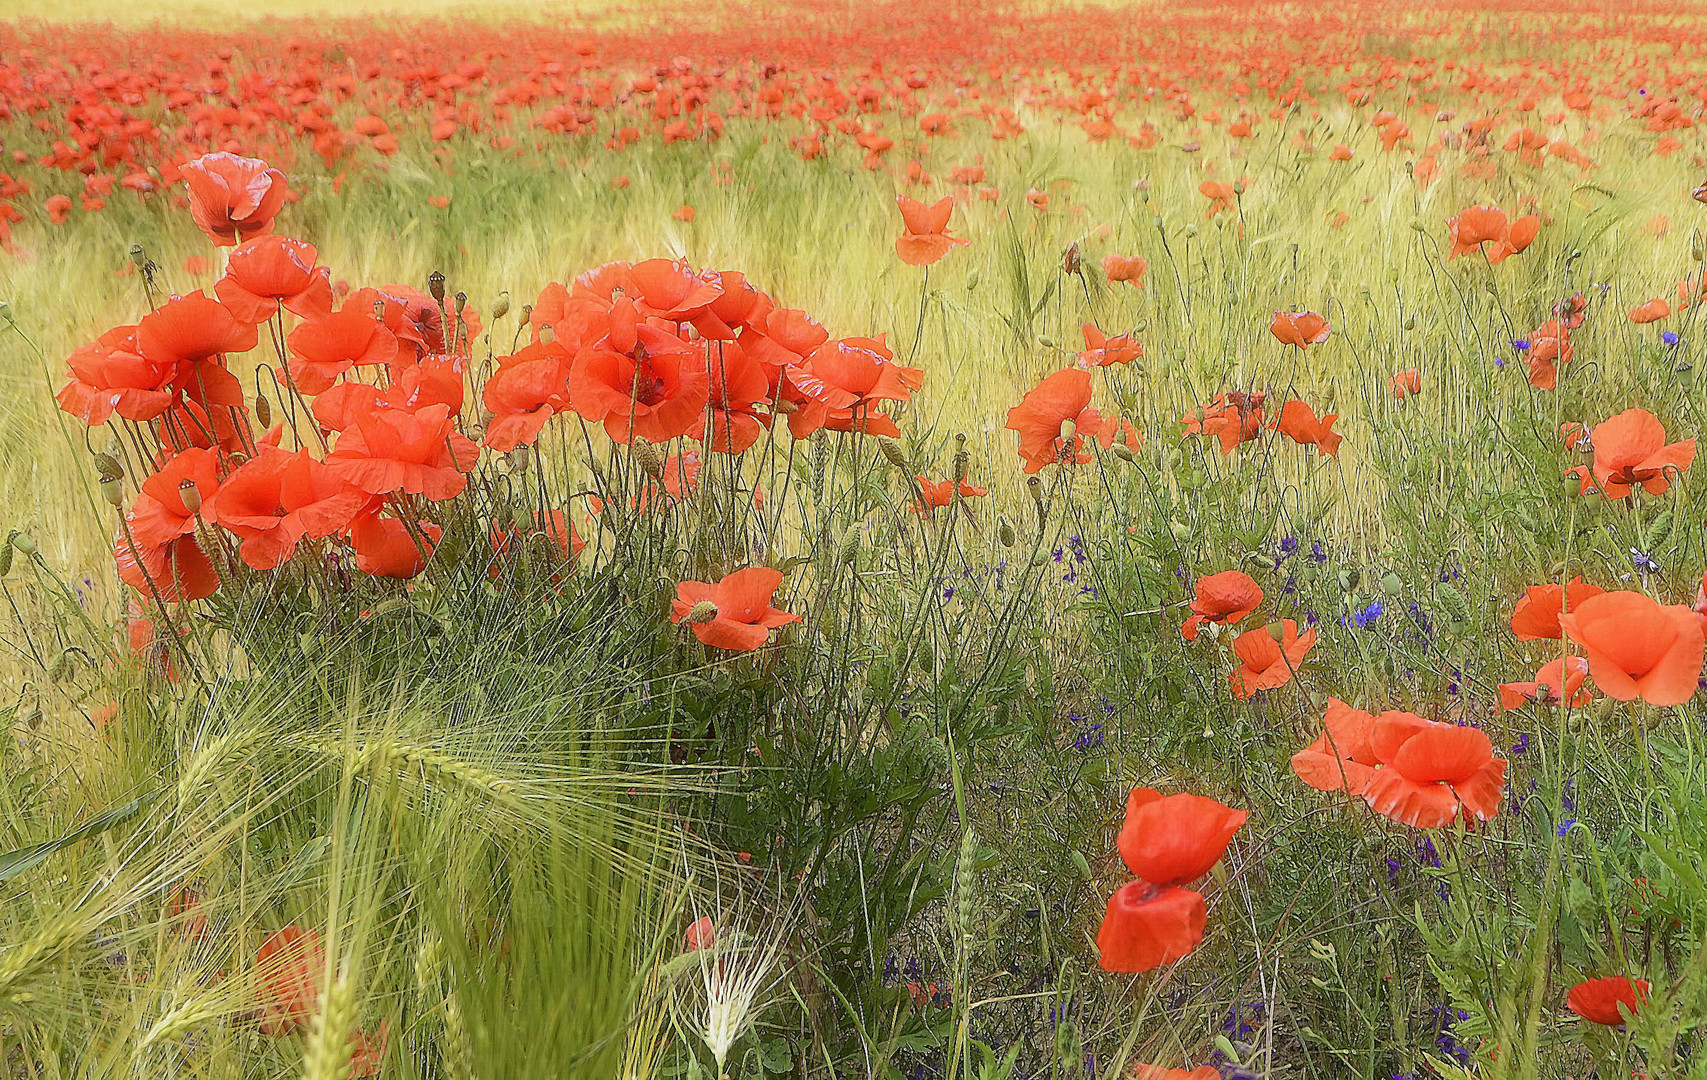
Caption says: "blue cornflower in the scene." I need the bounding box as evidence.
[1558,819,1577,836]
[1663,331,1680,345]
[1354,598,1384,628]
[1512,338,1531,351]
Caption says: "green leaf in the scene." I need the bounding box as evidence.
[0,790,157,883]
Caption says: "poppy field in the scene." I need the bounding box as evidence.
[5,0,1707,1076]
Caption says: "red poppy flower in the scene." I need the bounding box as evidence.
[115,527,219,602]
[136,290,257,407]
[215,235,333,324]
[286,308,403,394]
[181,152,289,246]
[1588,408,1695,498]
[56,326,176,424]
[1269,311,1330,347]
[1446,205,1507,259]
[1695,571,1707,636]
[1228,620,1315,698]
[1390,368,1421,398]
[256,925,323,1035]
[1182,570,1262,640]
[482,341,572,451]
[894,195,969,267]
[1199,180,1236,217]
[1558,590,1704,706]
[1486,214,1541,264]
[1630,298,1672,324]
[682,916,716,952]
[1510,578,1605,640]
[206,449,367,570]
[349,513,442,579]
[1077,323,1143,367]
[670,566,800,651]
[1271,399,1342,456]
[568,303,709,444]
[488,509,584,580]
[325,403,479,501]
[626,258,723,321]
[128,448,220,549]
[1096,881,1206,973]
[1291,698,1380,794]
[702,340,774,453]
[1116,788,1247,885]
[1183,392,1265,455]
[1006,368,1121,472]
[1131,1068,1219,1080]
[912,475,987,515]
[1101,254,1148,287]
[1499,656,1592,711]
[1566,976,1649,1026]
[1359,713,1507,828]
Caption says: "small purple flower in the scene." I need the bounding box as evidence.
[1663,331,1680,346]
[1512,339,1531,351]
[1558,819,1577,836]
[1511,732,1530,755]
[1353,599,1384,628]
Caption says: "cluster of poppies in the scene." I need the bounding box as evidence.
[60,152,945,661]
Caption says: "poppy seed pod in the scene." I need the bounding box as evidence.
[454,291,468,315]
[129,243,148,268]
[997,516,1016,547]
[1026,475,1045,504]
[684,600,719,624]
[632,440,665,479]
[100,476,124,507]
[1337,568,1360,591]
[1039,334,1058,349]
[1381,571,1404,595]
[879,437,910,469]
[1403,315,1416,331]
[537,324,555,344]
[1112,443,1136,463]
[177,479,203,516]
[965,269,980,291]
[428,270,446,302]
[519,303,533,325]
[491,291,511,320]
[507,445,530,474]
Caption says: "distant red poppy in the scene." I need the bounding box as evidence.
[683,916,716,951]
[1558,590,1704,706]
[1102,254,1148,287]
[1269,311,1330,348]
[1077,323,1143,367]
[1199,180,1236,217]
[1181,570,1262,641]
[1630,298,1672,324]
[1228,620,1315,698]
[670,567,800,650]
[912,475,986,515]
[256,925,323,1035]
[1567,976,1649,1026]
[1131,1068,1219,1080]
[181,152,289,246]
[1271,399,1342,456]
[895,195,969,267]
[1587,408,1695,498]
[1183,392,1265,455]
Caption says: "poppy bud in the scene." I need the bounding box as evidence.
[0,533,13,576]
[685,600,719,624]
[177,480,203,515]
[100,476,124,508]
[254,394,272,427]
[1380,571,1403,595]
[965,269,980,291]
[773,397,799,414]
[129,243,148,268]
[491,291,511,320]
[428,270,446,302]
[1408,219,1426,232]
[1169,518,1192,541]
[1064,242,1082,276]
[520,303,533,325]
[93,453,123,482]
[879,437,910,469]
[1070,849,1093,881]
[1039,334,1058,349]
[1265,621,1287,642]
[455,291,468,315]
[1247,553,1278,571]
[508,445,531,474]
[1112,443,1136,463]
[0,299,12,326]
[10,531,37,556]
[1026,475,1045,504]
[1133,319,1148,333]
[1402,315,1416,331]
[632,440,665,478]
[1184,224,1199,239]
[1387,268,1400,283]
[1592,697,1618,725]
[997,516,1016,547]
